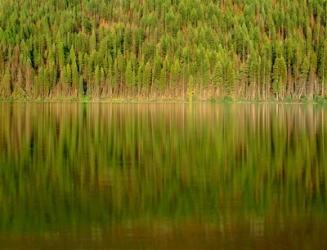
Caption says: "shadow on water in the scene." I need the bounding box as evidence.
[0,103,326,249]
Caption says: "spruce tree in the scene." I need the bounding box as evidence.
[273,56,287,98]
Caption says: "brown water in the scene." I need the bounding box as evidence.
[0,103,326,249]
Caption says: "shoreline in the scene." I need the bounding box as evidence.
[0,96,327,104]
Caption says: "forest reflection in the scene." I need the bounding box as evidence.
[0,103,326,249]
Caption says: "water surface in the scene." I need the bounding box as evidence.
[0,103,326,249]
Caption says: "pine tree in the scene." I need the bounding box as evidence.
[300,56,310,94]
[70,47,79,94]
[225,61,235,96]
[171,59,181,85]
[57,42,66,69]
[273,56,287,98]
[319,41,327,96]
[136,63,144,89]
[213,61,223,87]
[125,61,134,87]
[90,29,97,52]
[143,62,152,89]
[309,51,317,96]
[64,64,72,88]
[159,62,167,89]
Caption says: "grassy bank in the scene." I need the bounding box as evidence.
[1,94,327,104]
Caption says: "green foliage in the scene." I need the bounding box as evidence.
[143,62,152,87]
[319,40,327,95]
[273,56,287,96]
[0,0,326,99]
[125,60,134,87]
[64,64,72,87]
[213,61,223,86]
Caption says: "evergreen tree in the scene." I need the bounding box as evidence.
[319,41,327,96]
[159,62,167,89]
[143,62,152,89]
[64,64,72,88]
[125,61,134,87]
[273,56,287,98]
[213,61,223,87]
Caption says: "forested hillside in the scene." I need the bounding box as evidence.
[0,0,327,100]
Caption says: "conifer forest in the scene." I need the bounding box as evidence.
[1,0,327,100]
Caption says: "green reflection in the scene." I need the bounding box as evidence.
[0,104,326,236]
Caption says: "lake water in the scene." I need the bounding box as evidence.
[0,103,326,249]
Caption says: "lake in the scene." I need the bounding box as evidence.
[0,103,326,249]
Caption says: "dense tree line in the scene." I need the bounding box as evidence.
[0,0,327,100]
